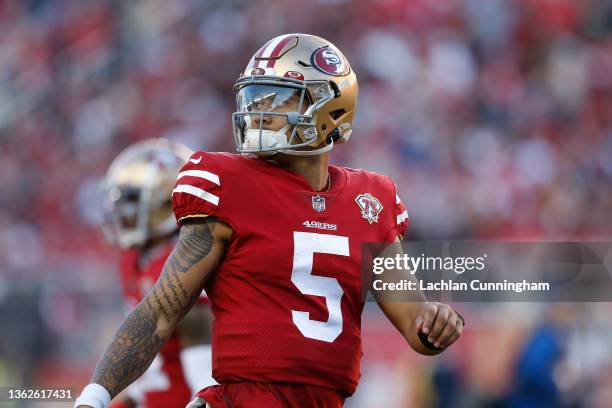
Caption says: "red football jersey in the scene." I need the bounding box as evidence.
[120,240,206,408]
[172,152,409,396]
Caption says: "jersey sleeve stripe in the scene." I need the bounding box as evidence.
[177,170,220,185]
[397,210,409,224]
[396,194,401,204]
[173,184,220,206]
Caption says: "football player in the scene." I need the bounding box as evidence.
[99,139,215,408]
[76,34,463,408]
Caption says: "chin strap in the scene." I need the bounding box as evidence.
[244,121,335,156]
[281,139,334,156]
[243,123,291,152]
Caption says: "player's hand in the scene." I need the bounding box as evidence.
[415,302,464,349]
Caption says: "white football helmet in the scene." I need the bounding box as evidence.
[233,33,358,156]
[101,139,193,249]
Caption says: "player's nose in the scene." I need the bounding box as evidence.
[252,114,273,129]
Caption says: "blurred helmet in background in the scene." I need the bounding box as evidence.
[233,33,358,156]
[101,138,193,249]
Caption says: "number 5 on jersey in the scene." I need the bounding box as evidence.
[291,231,349,343]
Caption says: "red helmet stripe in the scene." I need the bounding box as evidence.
[251,39,274,68]
[266,35,294,68]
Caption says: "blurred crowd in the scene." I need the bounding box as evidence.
[0,0,611,406]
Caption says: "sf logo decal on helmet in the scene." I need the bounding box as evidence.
[355,193,383,224]
[311,47,350,77]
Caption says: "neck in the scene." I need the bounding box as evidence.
[271,152,330,191]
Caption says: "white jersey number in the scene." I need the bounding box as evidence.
[291,231,349,342]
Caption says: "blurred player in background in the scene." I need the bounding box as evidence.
[75,34,463,408]
[100,139,215,407]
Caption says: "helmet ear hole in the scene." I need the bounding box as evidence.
[329,109,345,120]
[327,128,341,143]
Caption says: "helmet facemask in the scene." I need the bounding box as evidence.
[101,178,177,250]
[232,76,336,155]
[101,184,150,249]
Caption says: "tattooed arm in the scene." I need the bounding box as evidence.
[77,218,231,406]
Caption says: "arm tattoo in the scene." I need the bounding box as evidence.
[153,221,215,322]
[91,220,217,397]
[91,302,163,396]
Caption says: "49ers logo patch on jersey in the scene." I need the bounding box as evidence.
[311,47,350,76]
[355,193,383,224]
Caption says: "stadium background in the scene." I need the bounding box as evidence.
[1,0,611,406]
